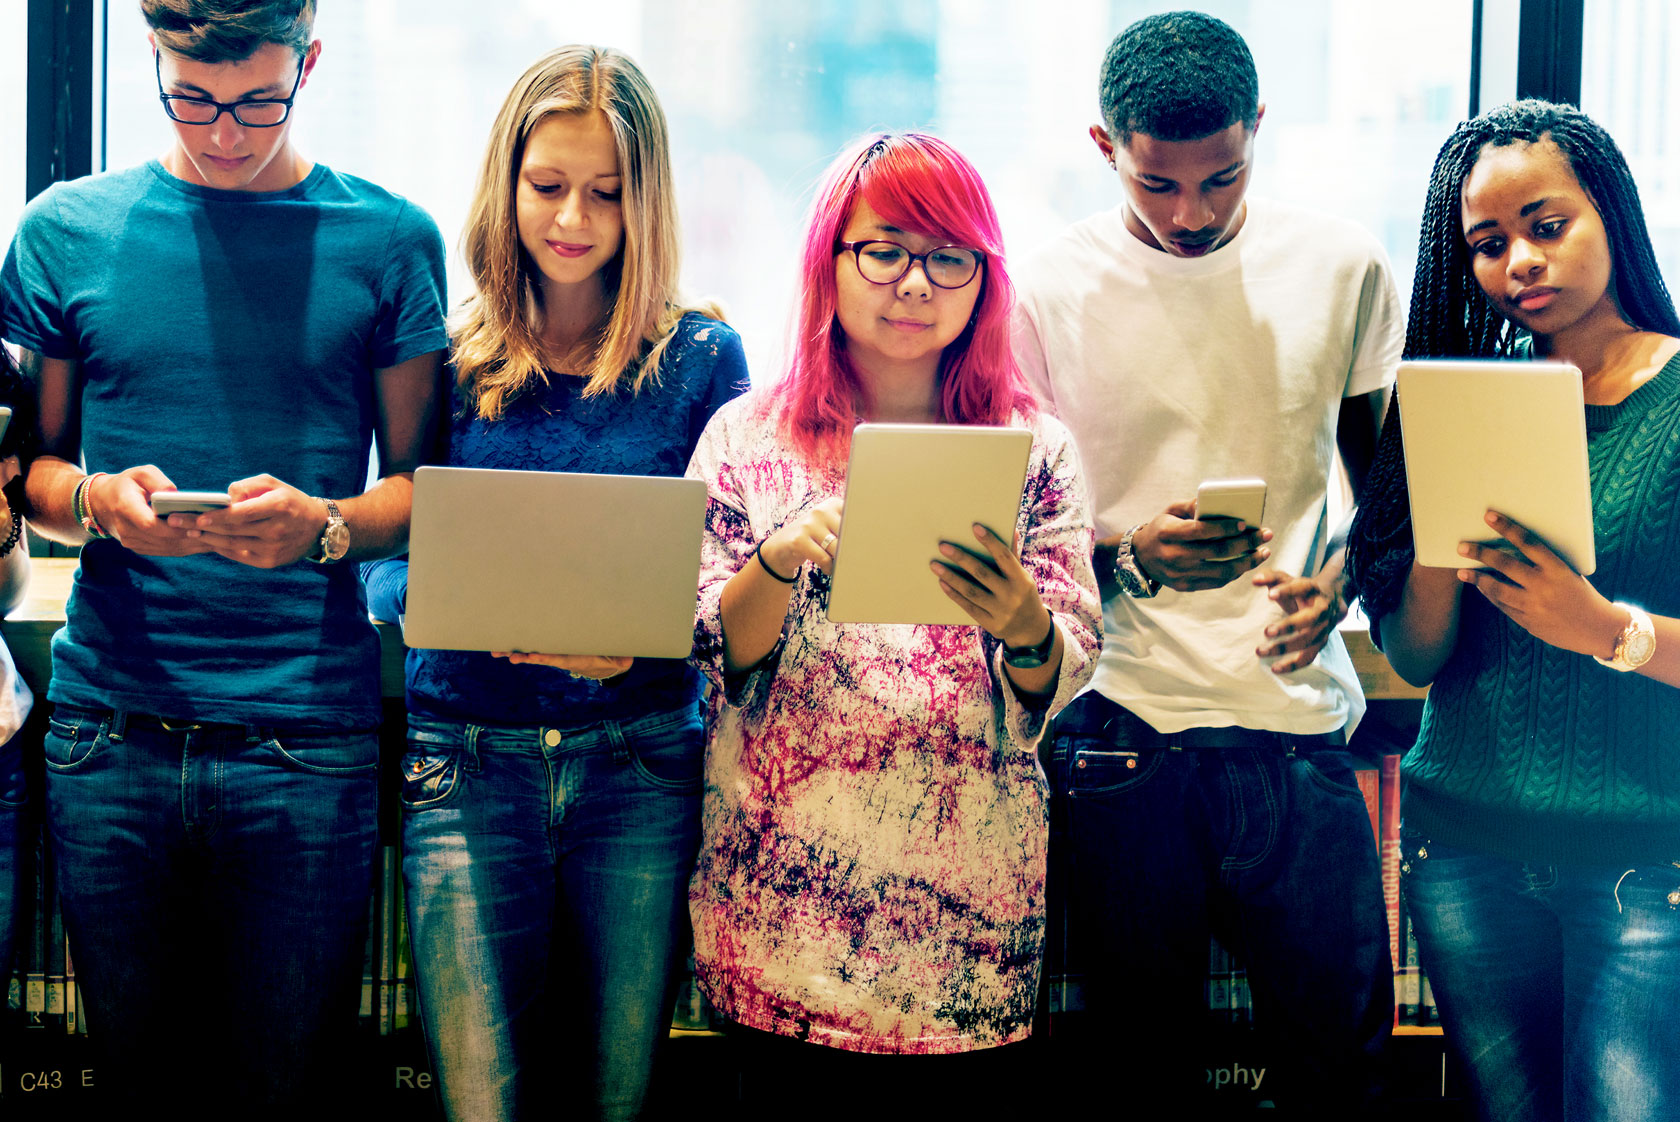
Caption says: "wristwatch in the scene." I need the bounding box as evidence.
[308,498,350,564]
[1003,612,1058,669]
[1594,603,1656,672]
[1114,524,1160,598]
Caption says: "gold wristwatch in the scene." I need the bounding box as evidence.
[1594,603,1656,672]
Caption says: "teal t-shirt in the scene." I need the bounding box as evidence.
[0,160,447,727]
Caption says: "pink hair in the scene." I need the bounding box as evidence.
[774,132,1036,461]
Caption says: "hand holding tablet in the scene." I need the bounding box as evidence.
[1397,360,1595,574]
[826,423,1033,626]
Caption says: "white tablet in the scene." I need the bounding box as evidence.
[403,466,708,657]
[826,423,1033,625]
[1397,359,1595,574]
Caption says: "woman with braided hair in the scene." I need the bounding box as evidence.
[1345,100,1680,1122]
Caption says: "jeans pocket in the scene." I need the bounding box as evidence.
[41,706,109,773]
[627,712,704,792]
[1066,743,1166,799]
[264,729,380,776]
[1298,748,1365,800]
[400,742,463,810]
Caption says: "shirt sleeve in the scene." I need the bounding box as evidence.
[687,319,752,452]
[991,415,1101,748]
[1011,296,1059,416]
[0,188,78,360]
[1345,247,1404,399]
[370,200,448,370]
[359,556,408,624]
[687,405,795,708]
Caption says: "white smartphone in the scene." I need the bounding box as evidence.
[150,489,232,516]
[1195,478,1267,562]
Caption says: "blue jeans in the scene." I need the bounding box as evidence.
[1401,831,1680,1122]
[1050,694,1392,1117]
[400,706,704,1122]
[0,728,25,980]
[41,704,379,1113]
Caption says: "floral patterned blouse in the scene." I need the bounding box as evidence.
[686,389,1101,1054]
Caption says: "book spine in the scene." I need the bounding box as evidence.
[1379,753,1403,1028]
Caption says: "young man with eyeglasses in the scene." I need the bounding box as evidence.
[0,1,445,1111]
[1012,12,1400,1117]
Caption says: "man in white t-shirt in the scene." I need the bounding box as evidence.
[1013,12,1400,1116]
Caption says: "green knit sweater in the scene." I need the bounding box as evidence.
[1399,352,1680,865]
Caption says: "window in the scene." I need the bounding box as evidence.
[1582,0,1680,295]
[103,1,1471,381]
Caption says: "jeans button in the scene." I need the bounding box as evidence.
[1076,758,1086,769]
[1126,758,1137,769]
[544,729,562,747]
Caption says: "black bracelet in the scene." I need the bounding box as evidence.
[0,509,21,558]
[755,538,797,583]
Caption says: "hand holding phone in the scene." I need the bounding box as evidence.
[1195,478,1267,562]
[150,490,233,516]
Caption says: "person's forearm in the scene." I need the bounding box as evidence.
[1000,621,1063,698]
[23,455,91,545]
[334,472,414,563]
[1379,562,1462,686]
[718,556,797,674]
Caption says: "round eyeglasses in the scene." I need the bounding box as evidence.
[836,240,984,290]
[155,50,305,128]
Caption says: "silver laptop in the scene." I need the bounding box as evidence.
[827,423,1034,625]
[1398,359,1595,574]
[403,465,709,657]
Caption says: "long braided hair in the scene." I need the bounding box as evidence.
[1345,99,1680,622]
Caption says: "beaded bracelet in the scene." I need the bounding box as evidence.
[754,538,797,583]
[0,509,20,557]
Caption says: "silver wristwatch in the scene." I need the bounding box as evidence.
[1114,524,1160,598]
[1594,603,1655,672]
[308,498,350,564]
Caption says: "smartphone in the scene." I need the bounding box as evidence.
[150,489,232,516]
[1195,478,1267,561]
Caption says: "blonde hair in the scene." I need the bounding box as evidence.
[453,45,719,420]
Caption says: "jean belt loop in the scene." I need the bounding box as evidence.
[244,723,265,743]
[462,723,483,770]
[106,710,128,742]
[606,720,630,765]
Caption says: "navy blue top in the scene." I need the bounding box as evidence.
[0,161,447,727]
[362,312,749,728]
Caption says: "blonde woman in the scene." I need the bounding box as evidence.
[361,46,747,1121]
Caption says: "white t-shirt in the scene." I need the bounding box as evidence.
[1013,197,1403,734]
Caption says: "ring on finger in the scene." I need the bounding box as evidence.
[820,532,837,554]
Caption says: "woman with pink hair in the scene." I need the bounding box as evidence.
[686,132,1101,1109]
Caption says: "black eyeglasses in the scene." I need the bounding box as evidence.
[836,240,985,290]
[155,51,305,128]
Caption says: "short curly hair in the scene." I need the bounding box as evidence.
[1098,10,1259,143]
[141,0,315,63]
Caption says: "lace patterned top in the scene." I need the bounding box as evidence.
[686,390,1101,1054]
[361,312,749,727]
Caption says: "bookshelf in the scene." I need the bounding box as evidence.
[1,560,1457,1116]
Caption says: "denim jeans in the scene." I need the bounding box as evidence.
[41,704,379,1114]
[400,706,704,1122]
[1049,694,1392,1117]
[1401,831,1680,1122]
[0,728,25,979]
